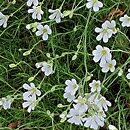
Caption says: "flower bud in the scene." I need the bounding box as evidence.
[28,77,35,82]
[47,110,51,115]
[57,104,63,108]
[9,64,17,68]
[72,55,77,61]
[46,53,51,58]
[12,0,16,4]
[23,50,32,56]
[63,10,71,17]
[118,68,123,76]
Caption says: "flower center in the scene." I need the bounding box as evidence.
[102,28,108,33]
[95,83,99,87]
[126,17,130,22]
[32,88,37,94]
[108,63,113,68]
[78,97,86,104]
[42,28,48,33]
[93,0,98,3]
[73,84,78,89]
[101,49,107,55]
[35,6,42,13]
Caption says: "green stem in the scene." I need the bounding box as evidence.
[83,9,92,86]
[59,0,66,10]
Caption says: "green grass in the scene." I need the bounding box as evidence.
[0,0,130,130]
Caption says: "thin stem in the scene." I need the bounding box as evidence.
[59,0,66,10]
[83,9,92,86]
[10,3,26,17]
[38,76,46,89]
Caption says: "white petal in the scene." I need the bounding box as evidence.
[48,9,55,13]
[86,2,93,9]
[93,4,99,12]
[103,33,109,43]
[36,90,41,96]
[3,21,7,28]
[102,66,109,73]
[49,12,57,20]
[23,91,32,100]
[37,14,41,20]
[42,33,48,40]
[28,9,34,13]
[33,0,38,6]
[22,101,30,108]
[95,27,101,33]
[32,12,37,19]
[93,54,101,62]
[36,31,43,36]
[30,83,35,88]
[56,17,61,23]
[65,80,71,86]
[23,83,31,90]
[37,24,43,30]
[96,33,103,41]
[97,1,103,7]
[27,0,33,6]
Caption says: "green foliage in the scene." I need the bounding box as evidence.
[0,0,130,130]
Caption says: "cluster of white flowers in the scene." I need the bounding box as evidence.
[95,20,117,43]
[92,45,116,73]
[22,83,41,113]
[60,79,111,129]
[26,0,64,41]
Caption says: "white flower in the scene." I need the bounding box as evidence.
[36,24,52,41]
[83,111,106,129]
[0,12,9,28]
[126,69,130,79]
[100,59,116,73]
[63,92,75,102]
[27,0,38,6]
[23,83,41,100]
[119,14,130,27]
[65,79,79,95]
[48,9,64,23]
[108,125,118,130]
[35,61,54,76]
[104,20,117,34]
[89,80,101,93]
[67,108,84,125]
[0,96,13,110]
[95,22,113,43]
[28,6,44,20]
[95,96,111,111]
[73,96,88,113]
[92,45,112,65]
[86,0,103,12]
[22,97,37,113]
